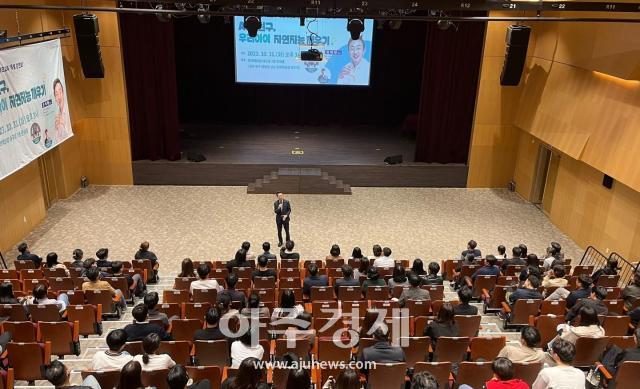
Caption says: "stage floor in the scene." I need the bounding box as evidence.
[179,124,417,165]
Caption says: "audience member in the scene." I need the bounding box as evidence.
[501,247,526,274]
[532,339,585,389]
[334,264,360,295]
[168,364,211,389]
[217,293,240,319]
[508,275,543,306]
[119,361,145,389]
[551,306,604,348]
[612,328,640,374]
[135,241,160,280]
[398,272,431,307]
[221,357,267,389]
[241,293,270,318]
[45,252,69,275]
[272,289,305,319]
[592,258,618,285]
[82,266,126,309]
[453,286,478,316]
[495,245,507,259]
[219,273,247,309]
[16,242,42,267]
[565,275,594,308]
[145,291,172,329]
[231,327,264,368]
[461,240,482,259]
[481,357,528,389]
[179,258,196,278]
[113,260,145,297]
[359,325,405,375]
[542,265,568,289]
[565,285,608,322]
[621,270,640,311]
[190,264,223,294]
[302,263,329,296]
[362,267,386,294]
[471,255,500,280]
[422,262,443,285]
[280,240,300,260]
[0,282,19,304]
[350,247,364,260]
[411,258,427,276]
[321,369,360,389]
[285,367,312,389]
[252,255,277,280]
[326,244,343,261]
[227,249,251,271]
[95,248,112,268]
[519,244,528,258]
[27,283,69,314]
[374,247,395,268]
[261,242,276,259]
[410,371,439,389]
[241,241,256,260]
[194,307,226,341]
[45,360,100,389]
[283,311,316,354]
[388,264,409,289]
[124,304,171,341]
[70,249,84,268]
[353,257,370,280]
[368,244,383,261]
[497,326,546,363]
[92,329,133,371]
[424,302,459,350]
[133,332,176,371]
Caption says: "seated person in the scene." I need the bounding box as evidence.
[368,244,383,262]
[532,339,585,389]
[497,326,546,363]
[133,333,176,371]
[359,325,405,376]
[302,263,329,297]
[483,357,529,389]
[622,270,640,311]
[453,253,478,288]
[373,247,395,268]
[251,255,276,280]
[334,264,360,295]
[124,304,171,341]
[82,266,126,309]
[565,275,594,308]
[461,239,482,259]
[453,286,478,316]
[388,264,409,289]
[551,306,604,348]
[218,273,247,309]
[495,244,508,259]
[241,293,270,319]
[398,272,431,307]
[45,360,100,389]
[44,252,69,275]
[144,291,173,330]
[472,254,500,280]
[423,302,458,350]
[519,254,541,280]
[134,241,159,280]
[92,329,133,371]
[230,327,264,368]
[410,258,427,277]
[0,282,19,304]
[194,307,227,341]
[565,285,608,322]
[272,289,304,320]
[217,293,240,319]
[112,261,145,298]
[592,258,619,285]
[280,240,300,260]
[26,284,69,314]
[70,249,84,269]
[325,244,343,261]
[221,357,268,389]
[226,249,251,271]
[421,262,444,285]
[410,371,439,389]
[542,265,568,289]
[16,242,42,268]
[612,328,640,375]
[353,257,370,280]
[283,312,316,353]
[168,364,211,389]
[501,246,526,274]
[95,248,112,268]
[361,267,386,295]
[190,264,223,295]
[178,258,196,278]
[508,274,543,307]
[260,241,277,260]
[241,241,256,261]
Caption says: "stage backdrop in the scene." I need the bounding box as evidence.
[0,39,73,180]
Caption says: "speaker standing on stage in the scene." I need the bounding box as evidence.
[274,192,291,247]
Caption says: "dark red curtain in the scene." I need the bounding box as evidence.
[119,14,181,161]
[415,17,486,163]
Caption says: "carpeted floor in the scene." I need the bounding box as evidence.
[7,186,583,270]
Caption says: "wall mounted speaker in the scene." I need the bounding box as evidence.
[73,14,104,78]
[602,174,614,189]
[500,25,531,86]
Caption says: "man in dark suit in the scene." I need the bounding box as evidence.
[274,192,291,247]
[565,285,608,322]
[461,240,482,259]
[218,274,247,309]
[360,325,405,376]
[16,242,42,267]
[123,304,171,341]
[509,275,543,306]
[193,307,227,341]
[260,242,277,260]
[302,263,328,297]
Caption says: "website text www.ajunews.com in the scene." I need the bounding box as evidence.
[251,357,377,371]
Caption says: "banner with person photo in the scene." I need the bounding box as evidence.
[0,38,73,181]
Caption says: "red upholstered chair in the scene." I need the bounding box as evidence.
[414,362,451,389]
[7,341,51,382]
[37,321,80,357]
[455,361,493,389]
[67,304,103,336]
[186,366,221,389]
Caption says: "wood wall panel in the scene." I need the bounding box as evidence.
[512,131,540,201]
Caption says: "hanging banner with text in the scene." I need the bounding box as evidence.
[0,39,73,181]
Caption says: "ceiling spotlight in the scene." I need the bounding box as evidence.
[437,19,454,30]
[154,4,171,23]
[347,18,364,40]
[175,2,186,11]
[197,4,210,24]
[244,16,262,38]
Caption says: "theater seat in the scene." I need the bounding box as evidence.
[530,314,566,351]
[502,299,542,328]
[7,341,51,382]
[317,339,351,363]
[455,361,493,388]
[185,366,221,389]
[573,336,610,368]
[2,321,36,343]
[141,368,169,389]
[171,319,203,342]
[469,336,506,361]
[414,362,451,389]
[603,315,631,336]
[81,370,120,389]
[193,340,230,366]
[123,341,144,356]
[513,361,543,387]
[433,337,470,363]
[192,289,218,305]
[274,337,311,361]
[67,304,103,336]
[367,362,407,389]
[456,315,481,337]
[0,368,13,389]
[85,289,120,318]
[38,321,80,357]
[29,304,62,322]
[163,290,190,304]
[159,341,191,365]
[400,336,430,367]
[183,302,211,320]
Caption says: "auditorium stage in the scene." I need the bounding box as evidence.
[133,125,469,187]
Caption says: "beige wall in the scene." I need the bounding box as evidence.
[0,1,132,254]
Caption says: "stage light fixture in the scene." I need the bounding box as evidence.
[347,18,364,40]
[197,4,210,24]
[154,4,171,22]
[244,16,262,37]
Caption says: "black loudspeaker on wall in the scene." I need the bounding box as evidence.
[602,174,614,189]
[500,25,531,86]
[73,14,104,78]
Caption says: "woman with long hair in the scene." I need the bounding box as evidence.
[0,282,18,304]
[118,361,144,389]
[132,333,175,371]
[388,264,409,289]
[230,327,264,368]
[221,357,267,389]
[178,258,196,278]
[272,289,305,320]
[322,368,360,389]
[286,367,312,389]
[411,259,426,276]
[353,257,370,280]
[423,302,458,351]
[551,306,605,348]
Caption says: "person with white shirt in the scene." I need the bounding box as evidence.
[92,329,133,371]
[337,38,370,85]
[532,338,585,389]
[133,333,176,372]
[230,327,264,368]
[374,247,395,268]
[190,264,223,295]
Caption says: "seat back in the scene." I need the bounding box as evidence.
[22,278,47,293]
[173,277,196,290]
[421,285,444,301]
[280,259,299,269]
[141,368,169,389]
[29,304,61,322]
[20,269,44,280]
[608,336,636,350]
[506,265,525,276]
[317,339,351,362]
[368,363,407,389]
[232,267,253,279]
[7,342,50,381]
[573,336,610,367]
[310,286,334,301]
[597,275,620,288]
[312,301,339,319]
[274,337,311,360]
[157,303,182,319]
[253,277,276,290]
[540,300,566,316]
[511,299,542,325]
[104,277,131,300]
[185,366,221,389]
[67,304,102,336]
[414,362,451,389]
[193,288,218,305]
[615,361,640,387]
[497,276,519,286]
[603,299,624,315]
[14,261,35,271]
[406,300,430,318]
[38,321,79,357]
[313,317,345,338]
[602,315,631,336]
[47,277,74,293]
[326,258,345,269]
[472,276,497,298]
[123,341,144,356]
[456,315,481,337]
[513,362,543,387]
[81,370,120,389]
[193,340,230,366]
[65,289,85,305]
[400,336,430,367]
[443,260,461,281]
[85,289,115,314]
[455,361,493,388]
[469,336,506,361]
[486,286,509,310]
[0,305,28,322]
[163,289,190,304]
[158,341,191,365]
[279,277,300,289]
[366,286,389,301]
[43,268,67,278]
[254,288,275,303]
[571,265,594,276]
[533,315,566,350]
[132,259,154,283]
[337,286,362,301]
[171,319,203,342]
[2,321,36,342]
[183,302,211,320]
[433,337,470,363]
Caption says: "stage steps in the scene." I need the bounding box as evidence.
[247,168,351,195]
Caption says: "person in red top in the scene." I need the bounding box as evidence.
[485,357,529,389]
